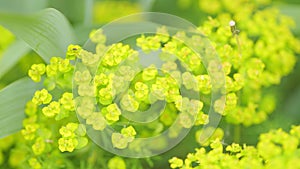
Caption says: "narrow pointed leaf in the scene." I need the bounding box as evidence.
[0,8,75,63]
[0,78,42,138]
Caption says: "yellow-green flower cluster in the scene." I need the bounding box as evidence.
[28,64,46,82]
[28,158,42,169]
[79,49,100,67]
[32,89,52,105]
[85,26,212,143]
[21,124,53,157]
[120,93,139,112]
[76,96,95,119]
[102,103,122,123]
[30,56,75,91]
[151,75,180,102]
[108,156,127,169]
[137,35,162,53]
[58,123,88,152]
[60,92,75,111]
[101,43,137,67]
[170,125,300,169]
[46,57,72,77]
[21,124,39,140]
[214,93,238,115]
[175,96,202,114]
[15,1,299,167]
[22,89,83,162]
[161,34,203,74]
[36,92,75,120]
[42,101,60,117]
[169,157,184,169]
[22,61,87,168]
[86,112,106,130]
[136,27,169,53]
[196,0,300,125]
[66,44,82,60]
[111,126,136,149]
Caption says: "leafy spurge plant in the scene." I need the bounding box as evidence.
[169,125,300,169]
[0,0,299,168]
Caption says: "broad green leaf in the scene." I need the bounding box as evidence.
[0,40,31,79]
[0,78,42,138]
[0,8,75,63]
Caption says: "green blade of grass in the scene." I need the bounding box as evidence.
[0,78,42,138]
[0,8,75,63]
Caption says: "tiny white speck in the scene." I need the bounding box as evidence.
[229,20,235,26]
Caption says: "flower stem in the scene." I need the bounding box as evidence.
[234,124,241,143]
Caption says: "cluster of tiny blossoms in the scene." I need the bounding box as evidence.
[197,0,300,126]
[21,42,130,168]
[10,0,300,168]
[168,0,300,168]
[74,27,210,150]
[169,125,300,169]
[21,48,90,168]
[21,26,213,168]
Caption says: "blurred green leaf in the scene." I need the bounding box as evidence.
[49,0,93,25]
[74,24,101,45]
[0,8,75,63]
[0,0,47,13]
[0,40,31,79]
[279,4,300,33]
[139,0,155,11]
[0,78,42,138]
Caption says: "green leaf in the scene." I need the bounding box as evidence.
[0,8,75,63]
[0,78,42,138]
[49,0,93,25]
[0,40,31,79]
[278,4,300,33]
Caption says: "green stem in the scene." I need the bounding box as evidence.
[234,124,241,143]
[235,34,242,57]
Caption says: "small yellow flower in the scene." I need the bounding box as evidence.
[108,156,126,169]
[42,101,60,117]
[21,124,39,140]
[28,64,46,82]
[32,137,46,155]
[169,157,183,169]
[58,138,78,152]
[105,103,122,122]
[32,89,52,105]
[28,158,42,169]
